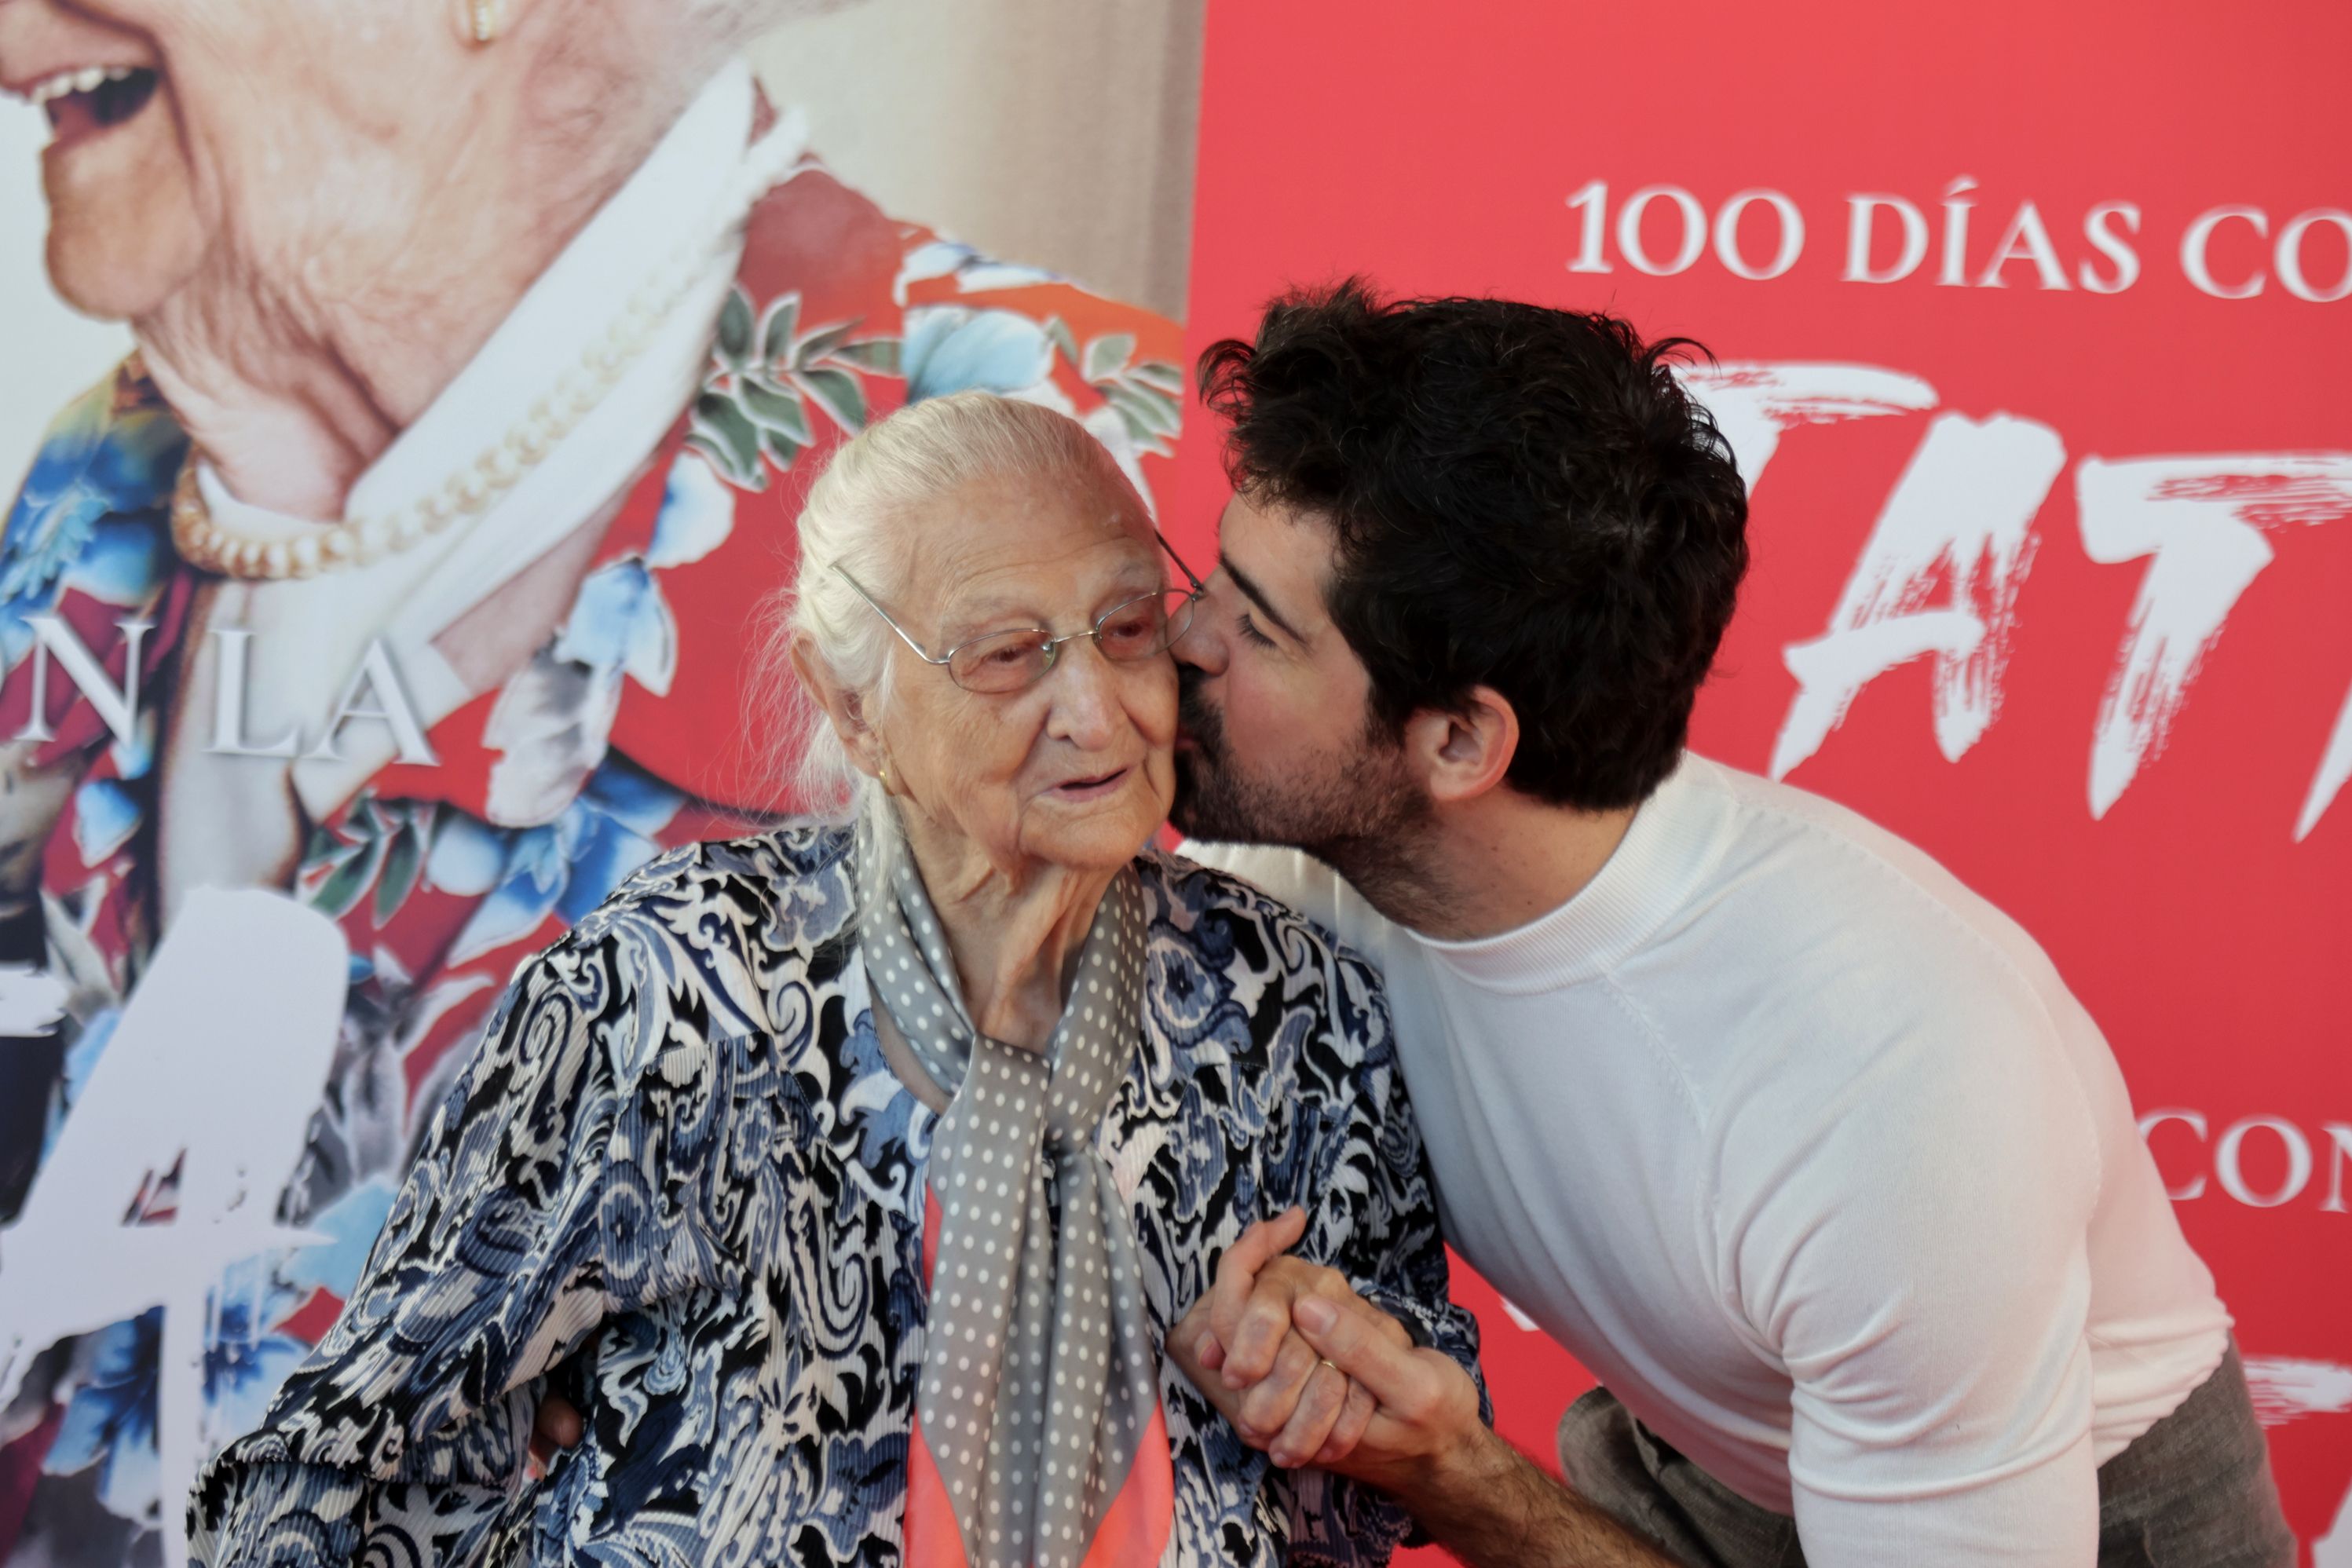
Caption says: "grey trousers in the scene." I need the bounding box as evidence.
[1556,1343,2295,1568]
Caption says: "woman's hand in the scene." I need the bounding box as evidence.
[529,1392,584,1465]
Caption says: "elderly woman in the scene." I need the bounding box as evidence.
[185,393,1478,1568]
[0,0,1187,1554]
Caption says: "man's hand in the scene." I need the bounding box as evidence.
[1169,1208,1482,1481]
[1289,1296,1677,1567]
[1170,1210,1677,1568]
[1279,1283,1487,1493]
[1169,1208,1370,1467]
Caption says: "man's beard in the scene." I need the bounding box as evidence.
[1173,670,1452,919]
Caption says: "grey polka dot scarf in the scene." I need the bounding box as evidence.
[854,814,1161,1568]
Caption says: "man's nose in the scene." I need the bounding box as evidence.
[1171,611,1224,674]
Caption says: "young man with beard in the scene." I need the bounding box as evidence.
[1164,281,2293,1567]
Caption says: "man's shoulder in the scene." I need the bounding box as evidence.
[1141,846,1400,1006]
[1644,760,2105,1156]
[1149,844,1336,942]
[1169,840,1393,955]
[1671,755,2065,996]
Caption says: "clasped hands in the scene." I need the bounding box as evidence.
[1164,1207,1484,1495]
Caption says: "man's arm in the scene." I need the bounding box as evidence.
[1282,1292,1673,1568]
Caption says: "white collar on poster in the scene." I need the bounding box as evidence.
[172,60,810,821]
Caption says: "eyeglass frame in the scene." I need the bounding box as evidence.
[831,528,1209,693]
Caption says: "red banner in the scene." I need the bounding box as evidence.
[1176,2,2352,1556]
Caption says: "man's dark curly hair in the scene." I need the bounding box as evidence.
[1198,279,1750,811]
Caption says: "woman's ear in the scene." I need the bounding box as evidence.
[790,634,885,781]
[1401,685,1520,806]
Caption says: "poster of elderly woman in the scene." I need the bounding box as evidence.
[0,1,1203,1562]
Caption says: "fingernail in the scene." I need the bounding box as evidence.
[1296,1298,1337,1333]
[1269,1449,1293,1467]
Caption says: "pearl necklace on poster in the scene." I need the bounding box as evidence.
[168,118,810,583]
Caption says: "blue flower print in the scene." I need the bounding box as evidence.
[646,449,737,570]
[203,1261,312,1449]
[899,307,1055,403]
[42,1307,162,1522]
[0,372,184,665]
[1144,925,1252,1058]
[554,560,675,698]
[71,777,141,866]
[444,758,682,963]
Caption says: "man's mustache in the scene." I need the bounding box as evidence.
[1176,667,1224,756]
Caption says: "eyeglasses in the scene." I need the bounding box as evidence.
[833,528,1208,695]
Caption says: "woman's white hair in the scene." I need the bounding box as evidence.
[752,390,1142,819]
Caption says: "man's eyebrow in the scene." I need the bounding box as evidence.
[1220,553,1308,644]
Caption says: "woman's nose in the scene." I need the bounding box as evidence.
[1044,638,1124,746]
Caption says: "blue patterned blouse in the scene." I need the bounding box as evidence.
[186,825,1481,1566]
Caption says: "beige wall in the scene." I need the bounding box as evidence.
[748,0,1202,320]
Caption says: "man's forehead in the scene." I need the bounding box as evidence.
[1217,492,1334,623]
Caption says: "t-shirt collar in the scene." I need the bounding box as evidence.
[1409,753,1730,992]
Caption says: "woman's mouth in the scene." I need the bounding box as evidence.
[23,65,159,150]
[1052,766,1132,802]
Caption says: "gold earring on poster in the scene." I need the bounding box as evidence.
[466,0,503,46]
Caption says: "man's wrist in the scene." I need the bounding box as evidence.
[1423,1416,1513,1498]
[1359,1400,1507,1513]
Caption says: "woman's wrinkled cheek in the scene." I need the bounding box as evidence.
[1129,660,1180,816]
[905,693,1035,860]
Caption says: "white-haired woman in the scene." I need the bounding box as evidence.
[187,394,1478,1568]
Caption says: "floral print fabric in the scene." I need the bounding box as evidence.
[185,827,1481,1566]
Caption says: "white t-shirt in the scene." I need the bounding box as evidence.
[1187,753,2229,1566]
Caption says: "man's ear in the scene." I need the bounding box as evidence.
[1400,685,1520,806]
[790,634,885,780]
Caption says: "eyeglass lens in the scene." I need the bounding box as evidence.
[946,588,1198,693]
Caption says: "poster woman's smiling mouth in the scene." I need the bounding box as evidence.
[18,63,161,148]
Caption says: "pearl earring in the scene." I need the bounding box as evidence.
[468,0,502,45]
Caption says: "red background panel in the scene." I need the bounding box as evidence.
[1178,3,2352,1557]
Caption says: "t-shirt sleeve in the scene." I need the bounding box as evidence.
[1725,981,2105,1566]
